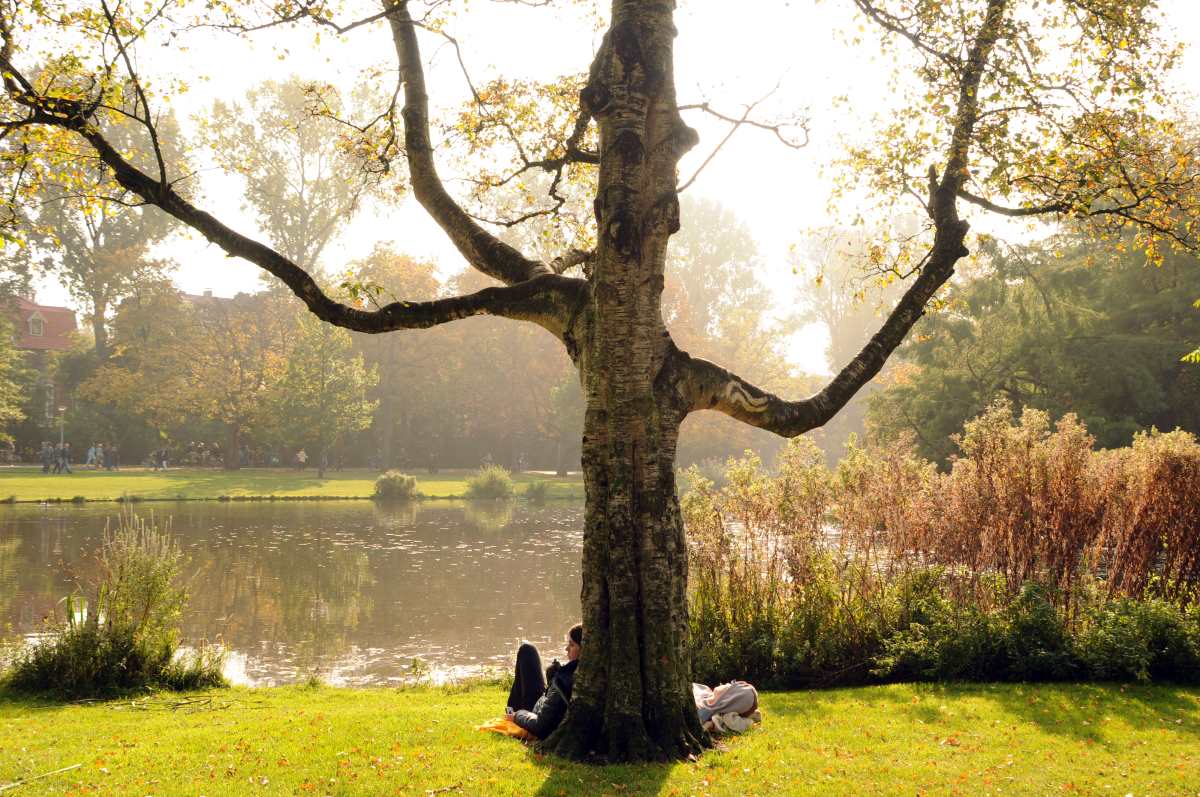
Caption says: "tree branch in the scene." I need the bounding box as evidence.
[98,0,169,187]
[676,89,809,193]
[0,48,581,339]
[457,30,607,229]
[551,247,593,274]
[957,188,1067,216]
[674,0,1011,437]
[384,0,550,284]
[671,236,964,435]
[851,0,964,72]
[677,101,809,150]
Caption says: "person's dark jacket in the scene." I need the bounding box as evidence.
[513,659,577,739]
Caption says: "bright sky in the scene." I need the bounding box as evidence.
[29,0,1200,375]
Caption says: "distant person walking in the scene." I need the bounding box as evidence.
[295,449,308,471]
[85,444,96,469]
[40,442,52,474]
[52,442,71,474]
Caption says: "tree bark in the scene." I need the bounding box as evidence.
[90,294,109,361]
[224,422,241,471]
[541,393,706,761]
[539,0,708,762]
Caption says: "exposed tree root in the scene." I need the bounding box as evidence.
[540,699,711,763]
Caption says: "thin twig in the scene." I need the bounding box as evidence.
[0,763,82,793]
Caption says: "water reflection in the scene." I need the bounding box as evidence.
[0,501,583,685]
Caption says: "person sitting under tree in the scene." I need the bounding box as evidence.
[505,623,582,740]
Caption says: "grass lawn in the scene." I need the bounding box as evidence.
[0,467,583,502]
[0,682,1197,795]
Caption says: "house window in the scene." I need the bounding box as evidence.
[29,316,44,336]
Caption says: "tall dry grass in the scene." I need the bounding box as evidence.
[931,407,1102,614]
[683,400,1200,686]
[824,400,1198,607]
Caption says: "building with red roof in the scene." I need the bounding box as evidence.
[10,296,77,352]
[6,296,78,428]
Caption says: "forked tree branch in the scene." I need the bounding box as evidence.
[675,0,1010,436]
[384,0,551,284]
[957,188,1066,216]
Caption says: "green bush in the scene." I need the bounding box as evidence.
[373,470,419,501]
[1075,599,1200,683]
[1076,599,1153,682]
[873,593,1006,683]
[466,465,515,499]
[523,480,550,503]
[1139,601,1200,683]
[1000,584,1076,681]
[4,512,226,697]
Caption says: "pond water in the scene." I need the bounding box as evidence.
[0,501,584,686]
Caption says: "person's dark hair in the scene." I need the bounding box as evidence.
[568,623,583,646]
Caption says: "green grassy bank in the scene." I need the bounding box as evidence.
[1,683,1197,795]
[0,468,583,503]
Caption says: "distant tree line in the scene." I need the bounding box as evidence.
[1,194,811,472]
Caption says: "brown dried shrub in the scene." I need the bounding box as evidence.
[934,401,1102,607]
[832,436,938,583]
[1093,429,1200,600]
[683,402,1200,686]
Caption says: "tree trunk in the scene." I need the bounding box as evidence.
[91,296,109,361]
[555,435,568,477]
[540,0,707,761]
[224,422,241,471]
[542,396,706,761]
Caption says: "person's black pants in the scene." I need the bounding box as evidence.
[507,642,545,712]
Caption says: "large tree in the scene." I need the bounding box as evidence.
[203,77,390,273]
[2,0,1198,761]
[23,111,184,359]
[268,311,378,477]
[80,286,295,466]
[344,244,444,468]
